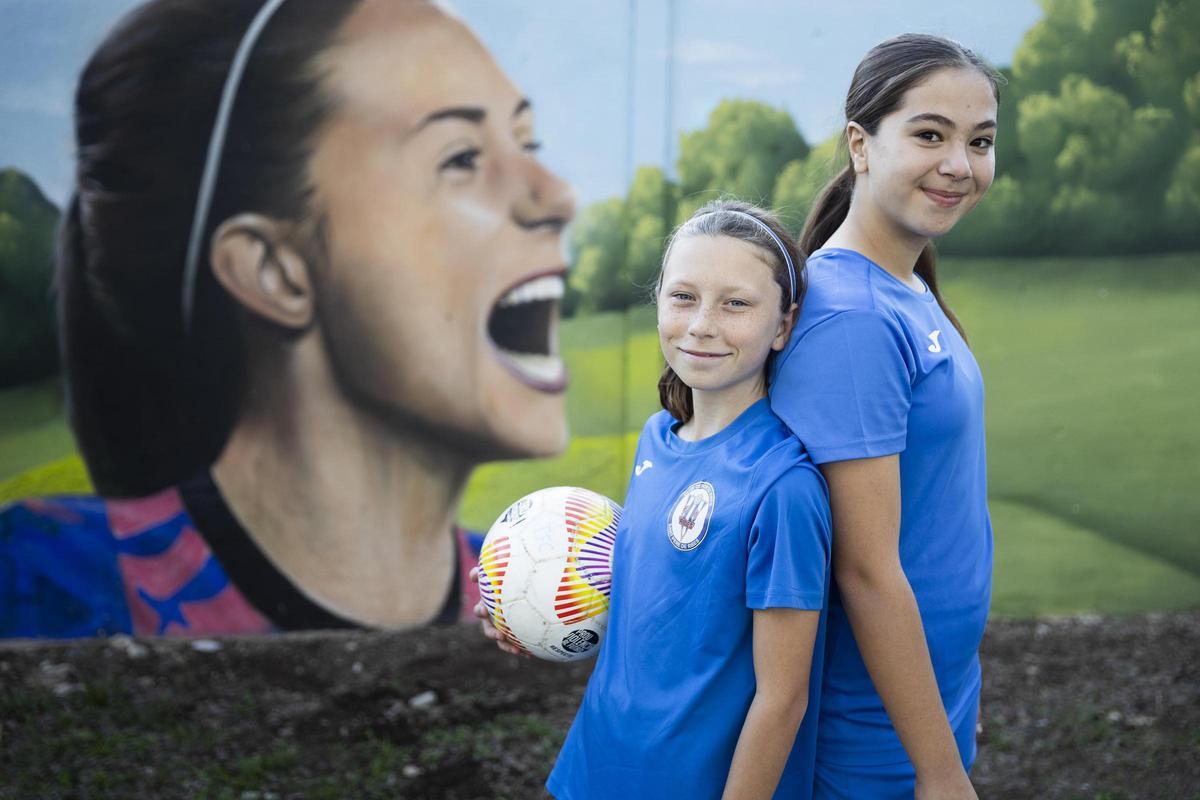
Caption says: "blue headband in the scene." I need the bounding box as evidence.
[181,0,290,334]
[697,209,798,303]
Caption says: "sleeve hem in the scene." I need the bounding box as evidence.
[806,434,906,465]
[746,589,826,611]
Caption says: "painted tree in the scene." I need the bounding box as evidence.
[0,169,60,387]
[675,99,808,221]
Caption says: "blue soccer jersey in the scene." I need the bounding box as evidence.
[768,247,993,770]
[547,398,831,800]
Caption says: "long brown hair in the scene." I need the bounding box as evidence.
[800,33,1003,340]
[656,199,802,424]
[57,0,362,496]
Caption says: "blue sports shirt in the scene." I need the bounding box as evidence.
[769,247,993,768]
[547,398,831,799]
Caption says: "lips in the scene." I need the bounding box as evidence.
[922,187,966,208]
[487,271,567,392]
[679,348,728,359]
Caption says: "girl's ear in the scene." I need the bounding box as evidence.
[846,121,869,175]
[772,303,799,351]
[209,214,315,330]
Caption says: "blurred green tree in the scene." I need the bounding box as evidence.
[0,168,60,387]
[676,99,808,220]
[772,134,842,237]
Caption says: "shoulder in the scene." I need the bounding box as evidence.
[642,409,677,437]
[752,439,828,503]
[738,422,828,511]
[800,248,883,323]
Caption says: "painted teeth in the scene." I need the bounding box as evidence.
[500,351,565,384]
[498,275,564,307]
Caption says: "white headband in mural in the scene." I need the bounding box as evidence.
[181,0,290,333]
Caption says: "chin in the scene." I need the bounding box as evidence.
[487,416,569,461]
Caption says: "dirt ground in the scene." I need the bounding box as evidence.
[1,612,1197,800]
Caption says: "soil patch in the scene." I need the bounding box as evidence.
[1,613,1197,799]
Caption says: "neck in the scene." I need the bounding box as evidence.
[825,193,928,291]
[211,327,473,628]
[678,378,765,442]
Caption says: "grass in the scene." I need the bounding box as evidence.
[1,252,1197,616]
[989,499,1200,617]
[0,378,72,479]
[943,252,1200,578]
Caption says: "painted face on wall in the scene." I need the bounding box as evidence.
[307,2,576,460]
[856,67,998,242]
[657,234,791,401]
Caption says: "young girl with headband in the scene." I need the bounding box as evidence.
[546,200,832,799]
[769,34,1001,798]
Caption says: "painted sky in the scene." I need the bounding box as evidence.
[0,0,1042,208]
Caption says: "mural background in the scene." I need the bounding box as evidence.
[0,0,1197,635]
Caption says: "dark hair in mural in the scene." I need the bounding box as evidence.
[656,199,802,424]
[58,0,361,496]
[799,33,1003,341]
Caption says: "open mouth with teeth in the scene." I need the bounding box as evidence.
[486,271,568,392]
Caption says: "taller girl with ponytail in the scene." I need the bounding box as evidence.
[769,33,1002,798]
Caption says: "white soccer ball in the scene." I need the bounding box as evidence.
[478,486,622,662]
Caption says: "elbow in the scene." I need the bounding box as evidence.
[780,695,810,730]
[833,555,904,597]
[757,688,809,730]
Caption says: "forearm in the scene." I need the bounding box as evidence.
[721,692,808,800]
[838,567,965,781]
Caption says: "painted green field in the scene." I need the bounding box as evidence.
[3,253,1198,616]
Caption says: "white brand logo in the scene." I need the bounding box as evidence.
[927,330,942,353]
[667,481,716,551]
[634,459,653,476]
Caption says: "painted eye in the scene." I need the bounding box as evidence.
[440,147,481,171]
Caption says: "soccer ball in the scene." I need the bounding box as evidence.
[478,486,622,662]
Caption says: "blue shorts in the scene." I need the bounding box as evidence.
[813,702,978,799]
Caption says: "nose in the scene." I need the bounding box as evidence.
[686,303,718,338]
[512,156,576,233]
[938,143,973,181]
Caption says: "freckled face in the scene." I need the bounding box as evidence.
[307,3,576,459]
[857,67,998,242]
[657,235,791,402]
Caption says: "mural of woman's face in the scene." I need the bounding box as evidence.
[307,2,575,460]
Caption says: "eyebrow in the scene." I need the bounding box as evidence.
[414,98,533,133]
[906,112,997,131]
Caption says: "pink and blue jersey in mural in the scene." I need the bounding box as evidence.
[0,475,483,639]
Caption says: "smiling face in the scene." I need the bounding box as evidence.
[657,234,792,404]
[305,2,575,459]
[854,67,998,244]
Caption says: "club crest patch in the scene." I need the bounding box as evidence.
[667,481,716,551]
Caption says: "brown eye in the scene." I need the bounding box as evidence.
[440,147,482,171]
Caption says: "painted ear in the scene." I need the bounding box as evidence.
[209,213,314,330]
[772,302,799,351]
[846,121,869,175]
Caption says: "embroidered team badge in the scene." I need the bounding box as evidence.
[667,481,716,551]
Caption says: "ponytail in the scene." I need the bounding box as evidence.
[658,365,693,425]
[914,243,968,343]
[57,193,237,497]
[798,166,853,258]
